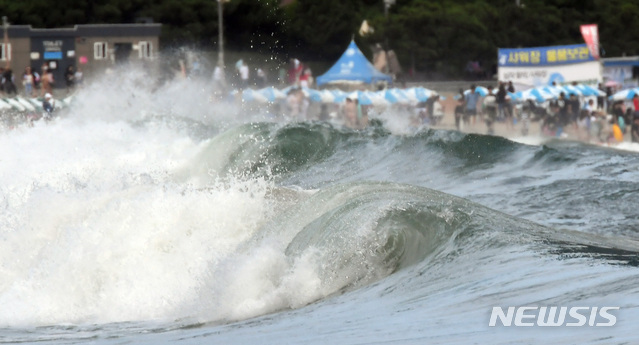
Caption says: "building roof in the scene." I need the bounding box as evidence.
[6,24,162,38]
[602,56,639,67]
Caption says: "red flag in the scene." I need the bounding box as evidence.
[580,24,600,59]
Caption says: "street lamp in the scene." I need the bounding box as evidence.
[2,16,9,66]
[383,0,395,47]
[384,0,395,18]
[383,0,395,74]
[216,0,230,86]
[217,0,227,69]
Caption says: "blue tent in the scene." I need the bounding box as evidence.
[316,40,392,86]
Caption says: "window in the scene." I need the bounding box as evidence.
[138,41,152,59]
[0,43,11,61]
[94,42,108,59]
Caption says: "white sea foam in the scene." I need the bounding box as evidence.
[0,67,324,326]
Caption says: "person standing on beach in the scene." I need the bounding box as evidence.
[256,67,267,88]
[212,65,225,92]
[465,84,479,127]
[42,93,55,120]
[506,81,515,127]
[631,115,639,143]
[454,89,465,131]
[2,67,17,95]
[64,66,75,94]
[288,58,304,86]
[238,61,249,90]
[342,97,356,127]
[40,65,53,97]
[483,85,497,135]
[496,83,508,121]
[22,66,35,97]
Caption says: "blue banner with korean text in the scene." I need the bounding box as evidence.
[498,44,595,67]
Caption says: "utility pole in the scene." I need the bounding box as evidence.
[383,0,395,74]
[217,0,230,86]
[2,16,9,68]
[383,0,395,47]
[384,0,395,18]
[217,0,225,69]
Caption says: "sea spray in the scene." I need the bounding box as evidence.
[0,118,276,325]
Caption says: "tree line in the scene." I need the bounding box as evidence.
[3,0,639,79]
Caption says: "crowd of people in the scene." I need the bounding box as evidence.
[209,56,639,140]
[1,63,82,99]
[454,81,639,144]
[1,60,84,127]
[4,52,639,142]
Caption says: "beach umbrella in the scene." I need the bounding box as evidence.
[462,86,489,97]
[610,87,639,101]
[540,85,563,97]
[516,88,548,103]
[319,90,336,103]
[383,88,412,104]
[509,91,523,102]
[575,84,605,97]
[280,85,295,95]
[475,86,489,97]
[403,87,436,102]
[363,91,389,106]
[561,84,582,96]
[3,98,26,111]
[331,89,349,104]
[241,89,269,103]
[330,90,365,105]
[0,99,12,110]
[257,86,287,102]
[27,98,43,110]
[535,87,556,101]
[518,87,556,102]
[16,97,36,112]
[357,91,373,105]
[383,89,400,104]
[302,87,324,102]
[350,91,373,106]
[604,80,620,88]
[418,87,435,101]
[401,87,422,102]
[454,87,485,100]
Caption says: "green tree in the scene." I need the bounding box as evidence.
[285,0,362,60]
[4,0,639,79]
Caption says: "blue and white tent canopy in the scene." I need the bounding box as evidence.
[511,84,606,103]
[513,88,554,103]
[1,96,72,112]
[232,86,439,107]
[256,86,287,102]
[407,87,437,102]
[316,40,393,86]
[610,87,639,101]
[240,89,269,103]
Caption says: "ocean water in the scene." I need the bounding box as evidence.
[1,70,639,344]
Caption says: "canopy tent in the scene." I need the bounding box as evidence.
[316,40,392,86]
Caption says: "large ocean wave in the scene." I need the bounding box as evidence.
[1,68,639,344]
